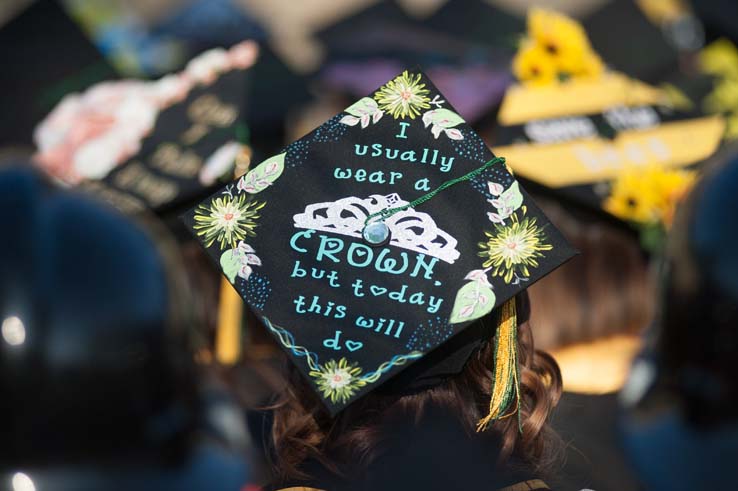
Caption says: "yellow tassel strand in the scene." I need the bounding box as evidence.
[476,298,521,432]
[215,143,252,365]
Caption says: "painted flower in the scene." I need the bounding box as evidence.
[373,70,431,119]
[310,358,366,404]
[478,214,553,284]
[193,193,266,249]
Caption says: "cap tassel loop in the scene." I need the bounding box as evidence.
[476,298,522,433]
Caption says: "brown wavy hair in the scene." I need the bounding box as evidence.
[268,292,563,482]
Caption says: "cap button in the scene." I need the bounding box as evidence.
[362,221,391,247]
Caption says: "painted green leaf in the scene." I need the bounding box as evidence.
[422,108,465,129]
[449,280,496,324]
[501,181,524,211]
[237,152,286,194]
[220,249,241,283]
[344,97,380,117]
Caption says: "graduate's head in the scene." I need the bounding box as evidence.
[621,144,738,490]
[267,290,564,480]
[183,69,575,480]
[0,162,250,490]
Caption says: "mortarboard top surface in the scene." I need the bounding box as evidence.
[315,1,513,124]
[183,68,575,414]
[492,6,724,221]
[0,0,118,147]
[33,44,256,217]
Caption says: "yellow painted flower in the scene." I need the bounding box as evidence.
[478,213,553,284]
[310,358,366,404]
[193,193,265,249]
[373,70,431,119]
[512,41,557,85]
[527,7,593,76]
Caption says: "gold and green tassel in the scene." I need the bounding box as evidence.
[476,298,522,432]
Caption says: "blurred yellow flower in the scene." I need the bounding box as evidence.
[700,38,738,79]
[604,167,697,226]
[512,41,557,85]
[512,8,604,84]
[703,78,738,114]
[528,8,594,76]
[726,115,738,140]
[578,52,605,78]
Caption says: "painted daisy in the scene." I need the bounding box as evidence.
[310,358,366,404]
[373,70,431,119]
[478,213,552,284]
[193,193,265,249]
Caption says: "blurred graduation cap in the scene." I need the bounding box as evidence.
[182,68,575,415]
[492,8,724,232]
[315,1,513,124]
[0,0,117,147]
[32,42,259,216]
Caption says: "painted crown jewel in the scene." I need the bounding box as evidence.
[293,193,460,264]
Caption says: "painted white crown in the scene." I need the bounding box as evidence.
[293,193,460,264]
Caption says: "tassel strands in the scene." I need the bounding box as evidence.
[476,298,522,432]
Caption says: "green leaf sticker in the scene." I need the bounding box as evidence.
[345,97,380,117]
[220,249,241,283]
[237,152,286,194]
[422,108,465,129]
[449,280,496,324]
[341,97,383,128]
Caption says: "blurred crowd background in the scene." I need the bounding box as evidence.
[2,0,738,490]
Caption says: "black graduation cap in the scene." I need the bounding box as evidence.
[0,0,117,147]
[183,69,575,415]
[32,42,257,215]
[492,8,724,223]
[315,1,512,124]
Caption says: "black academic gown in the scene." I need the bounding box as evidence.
[550,392,642,491]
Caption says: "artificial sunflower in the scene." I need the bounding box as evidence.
[310,358,366,404]
[193,193,265,249]
[478,213,553,284]
[648,167,697,227]
[603,171,660,224]
[373,70,431,119]
[527,7,592,75]
[512,41,557,86]
[699,38,738,79]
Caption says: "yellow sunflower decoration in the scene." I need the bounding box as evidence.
[478,214,553,284]
[604,166,697,228]
[700,38,738,140]
[374,70,431,119]
[513,7,604,85]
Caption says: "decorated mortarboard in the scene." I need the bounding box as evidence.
[32,41,258,215]
[183,68,575,418]
[0,0,117,147]
[316,1,512,124]
[492,8,725,250]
